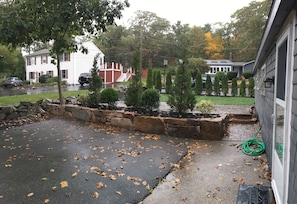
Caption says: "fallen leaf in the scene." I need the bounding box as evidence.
[60,180,68,188]
[233,177,244,184]
[52,186,57,191]
[110,175,117,180]
[159,163,166,169]
[93,192,99,199]
[41,177,48,181]
[44,198,49,203]
[72,172,78,178]
[27,192,34,197]
[96,182,104,189]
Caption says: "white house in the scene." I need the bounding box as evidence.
[25,41,104,85]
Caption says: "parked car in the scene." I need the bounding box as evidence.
[78,73,92,86]
[3,77,23,87]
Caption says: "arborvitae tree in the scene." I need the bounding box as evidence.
[152,69,157,87]
[146,67,153,89]
[167,61,196,115]
[141,89,160,111]
[248,77,255,97]
[125,50,142,108]
[195,70,203,95]
[155,70,162,91]
[205,74,213,96]
[240,79,246,97]
[165,70,172,94]
[214,75,220,96]
[221,74,229,96]
[231,78,238,96]
[88,53,103,107]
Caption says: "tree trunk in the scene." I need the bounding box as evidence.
[56,58,64,104]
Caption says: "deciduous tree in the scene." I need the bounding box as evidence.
[0,0,129,104]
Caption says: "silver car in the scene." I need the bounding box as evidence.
[3,77,23,87]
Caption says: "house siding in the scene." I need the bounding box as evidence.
[288,17,297,204]
[255,49,275,165]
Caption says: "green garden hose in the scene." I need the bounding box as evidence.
[237,128,265,156]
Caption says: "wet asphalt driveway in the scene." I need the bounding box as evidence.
[0,118,190,204]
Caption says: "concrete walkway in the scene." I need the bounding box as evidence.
[0,103,272,204]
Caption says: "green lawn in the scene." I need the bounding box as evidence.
[0,90,88,106]
[160,94,254,105]
[0,90,254,106]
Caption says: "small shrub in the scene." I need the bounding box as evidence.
[39,75,50,83]
[141,89,160,111]
[125,81,142,108]
[100,88,119,106]
[240,79,246,97]
[78,94,89,106]
[196,100,214,114]
[227,71,238,80]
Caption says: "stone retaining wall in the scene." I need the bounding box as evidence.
[47,104,228,140]
[0,100,47,120]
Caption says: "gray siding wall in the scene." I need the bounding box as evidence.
[254,49,275,165]
[288,18,297,204]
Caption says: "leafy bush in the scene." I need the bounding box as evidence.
[214,75,220,96]
[240,79,246,97]
[77,94,89,106]
[221,74,228,96]
[100,88,119,106]
[205,74,213,96]
[227,71,238,80]
[45,76,58,84]
[248,77,255,97]
[39,74,50,83]
[195,70,202,95]
[125,80,142,108]
[196,100,214,114]
[141,89,160,111]
[242,71,253,79]
[231,78,238,96]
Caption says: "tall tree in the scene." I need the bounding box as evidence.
[204,32,224,59]
[0,45,25,79]
[188,26,207,58]
[0,0,129,104]
[229,0,271,61]
[129,11,170,68]
[187,57,209,78]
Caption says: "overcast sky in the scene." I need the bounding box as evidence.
[118,0,255,27]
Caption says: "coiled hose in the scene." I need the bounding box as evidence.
[237,128,265,156]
